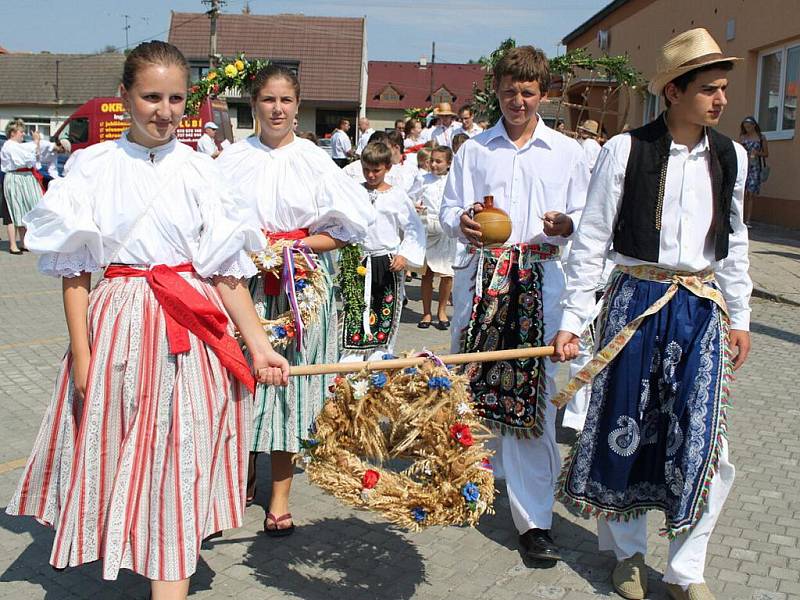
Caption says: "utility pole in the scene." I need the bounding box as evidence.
[123,14,131,50]
[203,0,226,68]
[430,41,436,103]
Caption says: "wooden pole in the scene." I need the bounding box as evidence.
[289,346,555,377]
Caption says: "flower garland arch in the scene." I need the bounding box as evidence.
[186,53,270,115]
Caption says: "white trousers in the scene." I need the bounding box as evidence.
[453,257,565,534]
[597,438,735,586]
[562,333,593,431]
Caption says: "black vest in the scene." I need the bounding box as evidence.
[613,114,738,262]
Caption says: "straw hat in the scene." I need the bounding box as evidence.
[432,102,456,117]
[577,119,600,136]
[648,28,741,95]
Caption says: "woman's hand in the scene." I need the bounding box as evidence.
[253,349,290,386]
[389,255,408,272]
[72,349,91,400]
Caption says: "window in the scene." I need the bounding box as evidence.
[756,42,800,139]
[22,118,51,137]
[61,117,89,144]
[271,60,299,77]
[431,87,453,105]
[643,92,660,125]
[235,104,253,130]
[379,85,401,102]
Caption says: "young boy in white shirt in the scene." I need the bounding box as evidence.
[440,45,589,563]
[339,142,425,361]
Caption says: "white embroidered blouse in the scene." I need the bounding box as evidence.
[22,133,265,278]
[217,135,375,242]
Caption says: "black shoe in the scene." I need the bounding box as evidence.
[435,320,450,330]
[519,528,561,562]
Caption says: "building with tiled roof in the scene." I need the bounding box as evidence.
[365,61,485,130]
[0,52,125,137]
[168,11,367,139]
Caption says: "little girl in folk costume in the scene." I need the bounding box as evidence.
[6,42,289,599]
[216,65,375,537]
[339,142,426,361]
[411,146,456,329]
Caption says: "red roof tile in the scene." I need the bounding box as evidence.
[366,61,486,110]
[168,12,364,103]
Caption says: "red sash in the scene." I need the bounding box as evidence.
[263,229,309,295]
[15,167,46,193]
[104,263,255,394]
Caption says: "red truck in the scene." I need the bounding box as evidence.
[52,97,233,151]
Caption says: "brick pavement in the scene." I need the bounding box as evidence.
[0,242,799,599]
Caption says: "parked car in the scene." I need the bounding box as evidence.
[317,137,333,157]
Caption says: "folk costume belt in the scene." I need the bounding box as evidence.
[469,242,560,300]
[14,167,46,192]
[552,264,729,408]
[104,263,255,393]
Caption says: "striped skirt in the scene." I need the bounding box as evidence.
[250,265,337,453]
[6,273,251,581]
[3,171,43,225]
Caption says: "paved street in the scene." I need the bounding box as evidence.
[0,234,799,600]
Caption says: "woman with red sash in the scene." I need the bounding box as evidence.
[217,65,375,537]
[0,119,44,254]
[6,42,289,600]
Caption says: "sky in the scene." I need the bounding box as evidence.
[0,0,609,62]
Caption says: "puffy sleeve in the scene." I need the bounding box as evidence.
[22,173,105,278]
[311,169,376,243]
[190,157,267,279]
[396,192,426,268]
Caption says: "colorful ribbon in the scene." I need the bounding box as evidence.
[280,240,318,352]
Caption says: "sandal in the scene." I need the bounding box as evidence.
[8,248,22,255]
[264,512,295,537]
[435,320,450,330]
[417,320,432,329]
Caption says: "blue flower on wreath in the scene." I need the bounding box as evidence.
[461,482,480,503]
[273,325,287,338]
[411,507,427,522]
[404,367,417,375]
[371,372,388,388]
[308,422,318,437]
[382,353,396,360]
[428,376,452,390]
[295,279,307,292]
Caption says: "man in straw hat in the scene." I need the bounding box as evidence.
[577,118,602,172]
[551,28,752,600]
[441,45,589,565]
[429,102,459,147]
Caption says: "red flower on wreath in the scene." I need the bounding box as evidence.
[450,423,474,447]
[362,469,380,489]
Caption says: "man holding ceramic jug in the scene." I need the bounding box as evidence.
[440,45,589,564]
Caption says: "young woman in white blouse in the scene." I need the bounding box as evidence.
[217,65,375,537]
[0,119,44,254]
[6,42,289,600]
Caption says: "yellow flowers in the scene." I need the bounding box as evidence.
[206,71,217,81]
[356,266,368,276]
[224,64,238,77]
[235,60,245,71]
